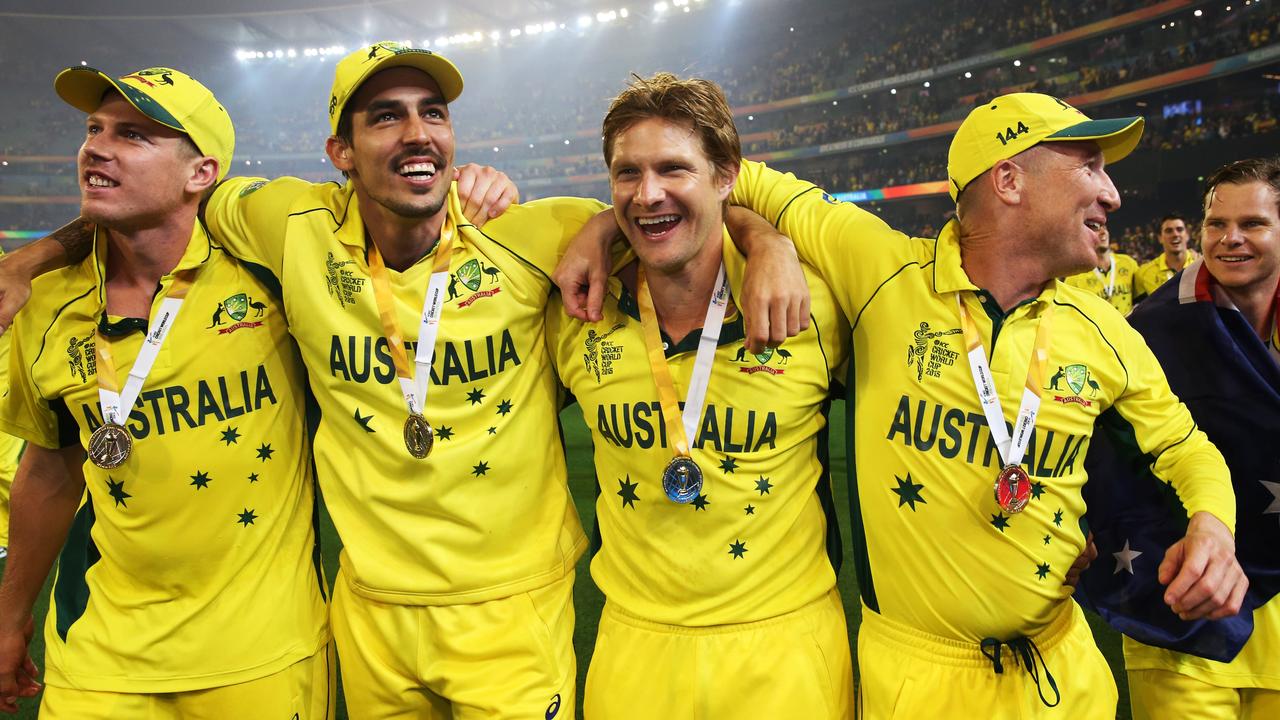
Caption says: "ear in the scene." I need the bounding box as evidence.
[987,157,1027,208]
[716,161,740,202]
[186,156,220,195]
[326,135,354,173]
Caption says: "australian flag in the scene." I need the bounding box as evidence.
[1075,260,1280,663]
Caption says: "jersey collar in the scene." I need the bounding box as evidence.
[88,219,214,310]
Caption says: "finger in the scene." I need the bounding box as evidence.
[1158,540,1185,587]
[561,286,590,321]
[744,308,764,355]
[479,175,513,219]
[586,267,608,323]
[1170,553,1225,615]
[768,297,787,349]
[786,299,802,340]
[798,293,811,332]
[1207,574,1249,620]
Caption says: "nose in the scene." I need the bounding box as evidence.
[636,171,664,207]
[401,114,431,147]
[81,132,112,164]
[1097,169,1121,212]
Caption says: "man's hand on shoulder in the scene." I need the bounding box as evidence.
[454,164,518,227]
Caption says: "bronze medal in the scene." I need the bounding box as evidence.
[403,413,434,459]
[88,423,133,470]
[994,464,1032,514]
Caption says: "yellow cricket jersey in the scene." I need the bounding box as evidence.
[547,234,849,626]
[1063,253,1139,315]
[0,248,25,547]
[1124,598,1280,690]
[730,160,1235,642]
[205,178,600,604]
[1135,251,1199,299]
[0,225,327,692]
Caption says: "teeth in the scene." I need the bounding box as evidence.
[87,175,117,187]
[1217,256,1251,263]
[1084,220,1101,231]
[637,215,679,226]
[399,162,436,176]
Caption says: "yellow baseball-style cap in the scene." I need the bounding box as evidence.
[947,92,1144,201]
[327,41,464,134]
[55,66,235,182]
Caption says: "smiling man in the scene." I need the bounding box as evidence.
[705,93,1243,718]
[1136,213,1200,301]
[1106,157,1280,720]
[0,67,329,719]
[547,73,852,719]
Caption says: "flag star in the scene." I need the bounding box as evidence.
[891,473,926,511]
[471,461,490,477]
[488,426,497,435]
[237,508,258,527]
[1035,562,1051,580]
[256,443,275,461]
[189,470,212,489]
[1052,509,1064,527]
[248,472,260,483]
[1043,534,1051,545]
[754,477,773,495]
[990,512,1010,532]
[1113,539,1143,575]
[436,425,454,440]
[719,457,738,473]
[692,494,710,511]
[1030,480,1046,500]
[728,539,748,559]
[1261,480,1280,517]
[496,399,513,416]
[466,387,486,405]
[353,408,375,433]
[219,425,241,445]
[744,504,755,515]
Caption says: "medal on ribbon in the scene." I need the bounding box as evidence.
[956,294,1055,514]
[367,217,456,459]
[91,268,197,470]
[635,264,731,504]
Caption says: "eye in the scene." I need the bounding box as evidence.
[425,108,445,120]
[375,111,398,123]
[125,130,146,141]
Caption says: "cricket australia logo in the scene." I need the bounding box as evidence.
[448,258,503,308]
[122,67,176,88]
[1048,363,1099,407]
[67,331,96,382]
[734,344,789,375]
[907,321,961,382]
[583,322,626,383]
[207,292,266,334]
[325,252,366,308]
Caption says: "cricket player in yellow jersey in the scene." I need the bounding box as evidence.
[558,93,1246,718]
[1136,213,1199,300]
[194,43,603,718]
[1117,158,1280,720]
[547,74,852,718]
[0,67,329,717]
[1064,222,1139,314]
[0,250,27,559]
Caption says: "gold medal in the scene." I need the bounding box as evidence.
[403,413,434,459]
[88,423,133,469]
[994,464,1032,514]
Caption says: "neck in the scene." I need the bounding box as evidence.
[361,197,447,273]
[1096,254,1113,272]
[1165,249,1187,269]
[1221,283,1277,340]
[102,207,197,303]
[960,234,1052,312]
[637,241,727,343]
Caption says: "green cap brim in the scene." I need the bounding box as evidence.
[1045,116,1144,165]
[54,67,186,132]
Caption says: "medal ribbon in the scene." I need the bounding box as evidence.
[636,264,731,458]
[956,294,1055,471]
[1094,256,1116,299]
[366,217,457,418]
[95,269,197,426]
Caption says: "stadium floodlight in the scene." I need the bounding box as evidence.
[510,28,522,37]
[747,115,754,121]
[543,21,557,32]
[493,147,500,152]
[287,48,297,58]
[597,10,618,22]
[80,60,88,66]
[655,1,669,11]
[923,81,930,87]
[564,139,571,145]
[964,71,972,78]
[620,8,629,17]
[525,23,542,35]
[683,5,690,10]
[578,15,593,27]
[1194,8,1204,15]
[889,88,896,94]
[1013,59,1021,67]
